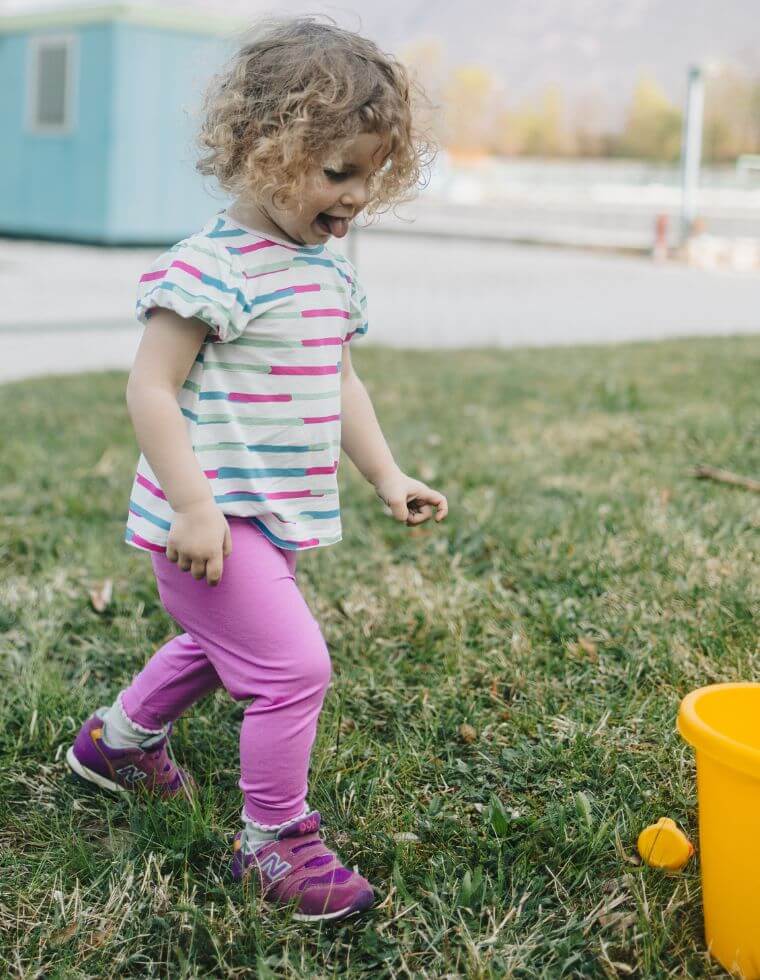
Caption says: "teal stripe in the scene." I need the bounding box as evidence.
[293,256,351,284]
[129,499,171,530]
[193,441,333,453]
[214,492,269,502]
[217,466,307,478]
[249,516,341,550]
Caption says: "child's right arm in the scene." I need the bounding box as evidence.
[126,309,231,586]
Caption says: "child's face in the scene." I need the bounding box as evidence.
[263,132,390,246]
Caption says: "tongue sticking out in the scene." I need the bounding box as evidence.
[318,213,349,239]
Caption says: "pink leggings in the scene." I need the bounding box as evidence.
[120,518,332,826]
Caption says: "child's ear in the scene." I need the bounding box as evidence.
[271,186,291,210]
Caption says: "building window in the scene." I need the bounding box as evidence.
[28,35,77,133]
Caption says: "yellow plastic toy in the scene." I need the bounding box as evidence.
[678,682,760,979]
[637,817,694,870]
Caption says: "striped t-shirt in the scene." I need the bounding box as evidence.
[124,209,368,554]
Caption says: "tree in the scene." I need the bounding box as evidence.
[618,76,682,161]
[703,67,760,161]
[492,84,572,157]
[442,65,500,156]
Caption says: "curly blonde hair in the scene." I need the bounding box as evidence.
[195,15,437,219]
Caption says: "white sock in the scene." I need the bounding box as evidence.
[241,803,311,851]
[101,692,167,750]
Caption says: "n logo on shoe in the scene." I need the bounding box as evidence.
[259,853,292,882]
[116,765,148,785]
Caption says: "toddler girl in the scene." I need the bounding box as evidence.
[66,15,447,922]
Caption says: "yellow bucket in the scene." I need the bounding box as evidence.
[678,683,760,978]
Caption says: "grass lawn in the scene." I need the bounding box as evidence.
[1,336,759,978]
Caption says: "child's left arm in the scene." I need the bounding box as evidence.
[340,346,448,526]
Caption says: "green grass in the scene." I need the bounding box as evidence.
[1,336,759,977]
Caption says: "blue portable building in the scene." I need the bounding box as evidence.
[0,4,247,244]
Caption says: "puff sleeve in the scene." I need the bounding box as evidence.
[343,261,369,344]
[135,237,250,343]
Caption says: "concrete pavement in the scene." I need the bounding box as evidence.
[2,228,759,383]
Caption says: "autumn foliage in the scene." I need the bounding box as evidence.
[402,39,760,162]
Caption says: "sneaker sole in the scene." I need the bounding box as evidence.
[65,746,127,795]
[291,905,365,923]
[291,892,375,923]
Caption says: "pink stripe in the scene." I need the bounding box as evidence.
[228,392,292,403]
[304,415,340,425]
[263,490,320,500]
[306,463,339,475]
[136,473,167,500]
[270,365,339,376]
[204,469,219,479]
[139,269,167,283]
[301,308,350,319]
[235,241,279,254]
[289,284,320,294]
[257,239,304,252]
[301,336,343,346]
[344,328,359,343]
[129,532,165,553]
[244,266,290,279]
[170,259,204,280]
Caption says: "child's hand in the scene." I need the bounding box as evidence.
[373,466,448,526]
[166,500,232,586]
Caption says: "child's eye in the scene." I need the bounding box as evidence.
[324,169,348,182]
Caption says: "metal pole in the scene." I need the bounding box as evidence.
[680,64,704,242]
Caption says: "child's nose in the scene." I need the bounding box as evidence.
[340,179,369,212]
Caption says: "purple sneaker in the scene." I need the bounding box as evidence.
[231,811,375,922]
[65,709,196,801]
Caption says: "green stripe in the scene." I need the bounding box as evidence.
[305,284,346,296]
[207,362,271,373]
[291,389,340,400]
[183,380,201,393]
[241,258,298,275]
[232,336,303,349]
[193,442,248,452]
